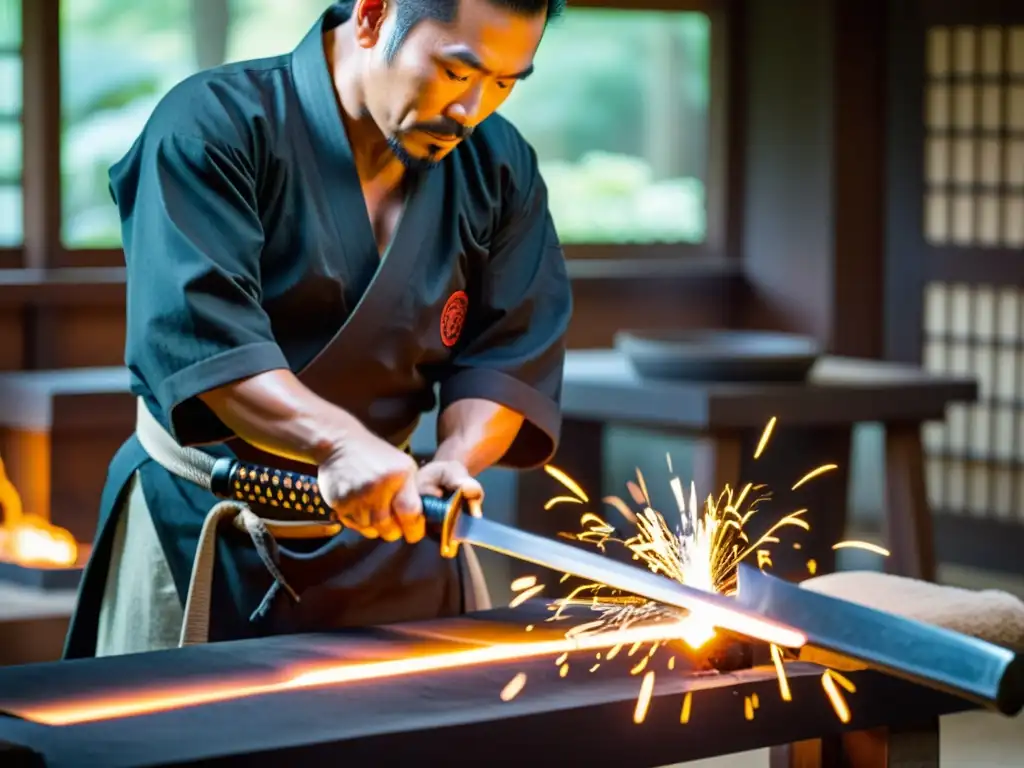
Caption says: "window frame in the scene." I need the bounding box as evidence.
[13,0,738,273]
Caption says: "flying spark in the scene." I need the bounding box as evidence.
[533,417,883,727]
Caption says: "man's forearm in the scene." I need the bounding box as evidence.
[198,369,366,465]
[434,399,524,475]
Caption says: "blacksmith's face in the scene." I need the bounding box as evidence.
[352,0,545,168]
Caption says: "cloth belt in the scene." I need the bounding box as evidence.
[134,398,413,647]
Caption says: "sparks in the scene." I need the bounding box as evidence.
[832,541,891,557]
[680,691,693,723]
[821,670,852,723]
[540,417,859,726]
[633,671,656,724]
[770,644,792,702]
[544,496,583,510]
[511,575,538,592]
[509,584,545,608]
[754,417,777,459]
[500,673,527,702]
[792,464,838,490]
[544,464,589,502]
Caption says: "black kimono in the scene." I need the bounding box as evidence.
[63,5,571,658]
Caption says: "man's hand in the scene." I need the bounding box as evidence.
[317,428,424,544]
[417,460,484,519]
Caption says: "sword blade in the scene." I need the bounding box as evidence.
[734,564,1024,715]
[454,514,807,649]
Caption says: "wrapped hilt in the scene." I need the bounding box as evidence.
[208,457,464,557]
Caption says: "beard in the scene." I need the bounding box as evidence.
[386,135,444,173]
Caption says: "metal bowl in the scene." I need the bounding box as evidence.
[613,329,821,383]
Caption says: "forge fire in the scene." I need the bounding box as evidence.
[0,455,86,571]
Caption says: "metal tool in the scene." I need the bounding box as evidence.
[734,563,1024,715]
[209,458,807,649]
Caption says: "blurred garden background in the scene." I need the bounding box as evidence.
[0,0,710,248]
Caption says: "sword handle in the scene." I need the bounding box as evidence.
[209,457,464,557]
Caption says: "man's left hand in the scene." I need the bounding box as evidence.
[417,460,484,518]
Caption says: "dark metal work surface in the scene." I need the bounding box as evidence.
[735,565,1024,716]
[0,603,974,768]
[560,350,977,429]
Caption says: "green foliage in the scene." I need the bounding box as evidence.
[58,2,711,248]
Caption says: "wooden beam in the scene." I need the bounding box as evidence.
[738,0,887,358]
[20,0,63,371]
[20,0,61,270]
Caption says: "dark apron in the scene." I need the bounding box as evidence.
[64,260,468,659]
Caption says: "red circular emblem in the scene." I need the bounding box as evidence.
[440,290,468,348]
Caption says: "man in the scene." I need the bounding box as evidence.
[64,0,571,658]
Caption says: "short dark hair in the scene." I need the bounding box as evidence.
[328,1,564,62]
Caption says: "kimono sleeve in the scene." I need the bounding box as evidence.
[439,149,572,469]
[115,132,289,446]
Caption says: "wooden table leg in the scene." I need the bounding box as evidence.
[883,422,936,581]
[770,718,940,768]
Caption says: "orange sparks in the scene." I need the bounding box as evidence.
[559,663,569,678]
[635,470,652,506]
[510,576,538,592]
[770,645,792,702]
[832,541,891,557]
[544,496,583,510]
[500,673,527,702]
[829,670,857,694]
[602,495,639,525]
[822,670,852,723]
[667,656,676,671]
[807,559,818,575]
[792,464,838,490]
[589,664,600,672]
[630,657,649,675]
[743,695,755,721]
[555,652,568,666]
[754,417,777,459]
[757,550,773,569]
[680,692,693,724]
[544,465,589,502]
[626,481,646,506]
[633,671,656,724]
[509,584,545,608]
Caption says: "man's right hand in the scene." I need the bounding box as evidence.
[316,428,425,544]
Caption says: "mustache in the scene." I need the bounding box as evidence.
[407,118,473,140]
